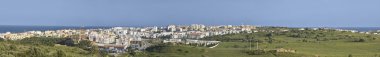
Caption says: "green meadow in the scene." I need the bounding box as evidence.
[2,28,380,57]
[140,28,380,57]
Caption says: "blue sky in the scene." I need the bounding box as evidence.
[0,0,380,27]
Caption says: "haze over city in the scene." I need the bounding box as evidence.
[1,0,380,27]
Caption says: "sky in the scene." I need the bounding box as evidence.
[0,0,380,27]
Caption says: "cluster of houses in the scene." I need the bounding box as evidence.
[0,29,83,40]
[0,24,257,54]
[5,25,380,55]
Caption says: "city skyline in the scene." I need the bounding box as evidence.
[1,0,380,57]
[1,0,380,27]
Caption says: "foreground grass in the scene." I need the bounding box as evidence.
[283,41,380,57]
[145,45,277,57]
[217,40,380,57]
[144,42,315,57]
[0,39,98,57]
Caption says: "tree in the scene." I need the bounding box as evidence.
[352,38,366,42]
[0,38,4,42]
[266,33,274,43]
[302,39,308,42]
[245,50,268,55]
[233,45,240,48]
[58,38,75,46]
[77,40,93,49]
[358,39,366,42]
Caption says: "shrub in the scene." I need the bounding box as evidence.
[233,45,240,48]
[19,37,65,46]
[348,54,353,57]
[244,50,268,55]
[0,38,4,41]
[352,38,366,42]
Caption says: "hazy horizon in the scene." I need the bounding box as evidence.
[1,0,380,27]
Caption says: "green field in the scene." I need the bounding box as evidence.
[215,41,380,57]
[141,28,380,57]
[144,40,380,57]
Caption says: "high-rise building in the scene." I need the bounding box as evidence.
[191,24,205,31]
[167,25,176,32]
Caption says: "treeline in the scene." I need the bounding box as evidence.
[18,37,74,46]
[203,29,380,42]
[202,32,268,42]
[282,30,380,42]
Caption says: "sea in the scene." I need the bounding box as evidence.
[0,25,112,33]
[0,25,380,33]
[333,27,380,32]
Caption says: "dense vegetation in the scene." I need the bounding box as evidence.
[0,37,102,57]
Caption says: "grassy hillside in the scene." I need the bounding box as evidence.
[137,43,312,57]
[0,37,100,57]
[203,28,380,57]
[142,28,380,57]
[2,28,380,57]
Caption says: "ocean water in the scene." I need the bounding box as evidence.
[334,27,380,32]
[1,26,379,33]
[0,25,112,33]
